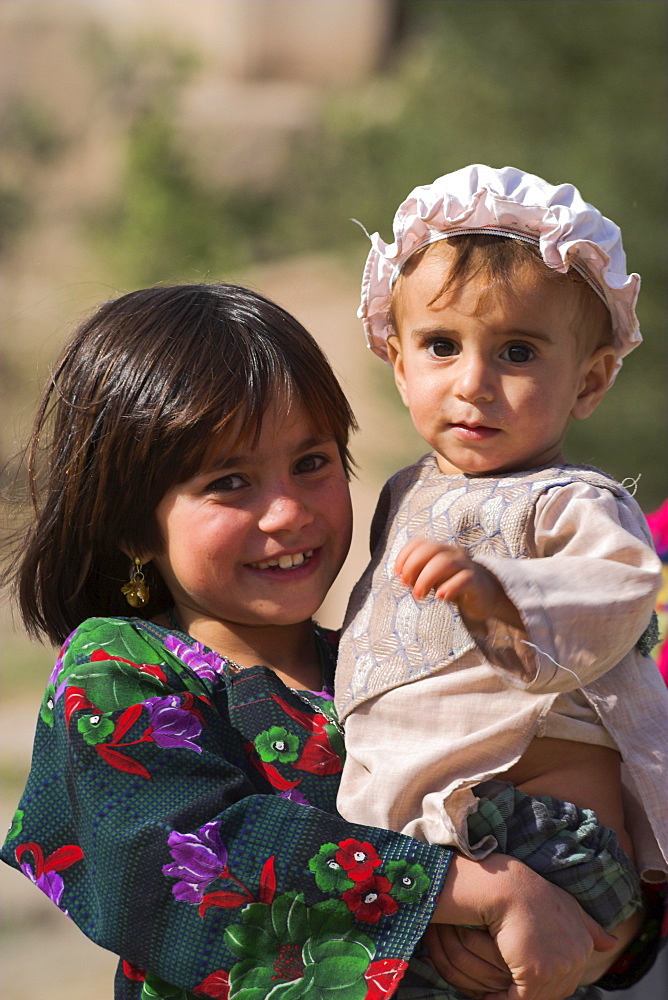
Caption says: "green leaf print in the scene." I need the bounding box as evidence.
[68,659,167,712]
[225,893,375,999]
[7,809,24,840]
[140,974,191,999]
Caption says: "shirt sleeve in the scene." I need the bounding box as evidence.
[470,483,662,693]
[0,618,451,999]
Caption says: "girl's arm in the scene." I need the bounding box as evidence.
[0,616,618,1000]
[1,618,451,997]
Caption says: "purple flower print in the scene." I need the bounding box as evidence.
[163,821,229,903]
[145,695,203,752]
[164,635,229,683]
[280,788,312,806]
[24,865,66,907]
[16,842,84,914]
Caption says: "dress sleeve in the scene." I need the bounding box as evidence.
[1,618,451,999]
[470,483,662,693]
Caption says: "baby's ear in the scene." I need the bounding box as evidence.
[387,336,410,408]
[571,346,617,420]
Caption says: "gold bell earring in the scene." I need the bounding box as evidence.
[121,557,150,608]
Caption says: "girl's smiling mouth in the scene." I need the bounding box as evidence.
[249,549,315,570]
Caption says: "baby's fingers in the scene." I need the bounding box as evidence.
[395,540,457,585]
[395,538,440,579]
[406,551,468,599]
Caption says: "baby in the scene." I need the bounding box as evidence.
[335,165,667,988]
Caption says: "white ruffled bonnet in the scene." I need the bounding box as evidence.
[359,164,641,382]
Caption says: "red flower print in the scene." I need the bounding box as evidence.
[363,959,409,1000]
[342,874,399,923]
[64,686,97,728]
[335,838,382,882]
[90,649,167,683]
[15,841,84,911]
[194,969,230,998]
[122,960,146,982]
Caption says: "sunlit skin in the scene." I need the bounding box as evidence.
[388,250,615,632]
[145,399,353,690]
[389,250,615,480]
[387,250,641,983]
[141,390,617,996]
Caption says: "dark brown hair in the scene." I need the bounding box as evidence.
[11,283,357,645]
[392,233,613,354]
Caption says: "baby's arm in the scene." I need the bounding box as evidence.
[396,483,661,692]
[395,537,523,629]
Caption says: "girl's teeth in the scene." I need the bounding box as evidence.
[254,550,313,570]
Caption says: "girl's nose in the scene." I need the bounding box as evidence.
[257,492,313,534]
[453,353,494,403]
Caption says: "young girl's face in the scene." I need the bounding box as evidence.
[148,399,353,635]
[389,249,613,476]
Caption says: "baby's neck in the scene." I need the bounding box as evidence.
[434,448,567,478]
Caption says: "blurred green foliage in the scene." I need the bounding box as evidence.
[22,0,665,506]
[0,96,68,252]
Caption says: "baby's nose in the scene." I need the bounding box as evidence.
[454,355,494,403]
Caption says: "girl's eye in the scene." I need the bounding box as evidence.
[428,339,457,358]
[206,473,247,493]
[502,343,534,364]
[294,453,328,475]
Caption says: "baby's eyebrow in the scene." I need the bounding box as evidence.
[503,328,555,344]
[411,325,555,344]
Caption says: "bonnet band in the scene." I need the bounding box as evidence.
[389,226,608,307]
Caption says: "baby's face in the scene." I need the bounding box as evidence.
[389,250,613,476]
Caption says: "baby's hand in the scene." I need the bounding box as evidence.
[395,539,522,627]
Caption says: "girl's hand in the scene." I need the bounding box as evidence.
[395,538,523,628]
[431,852,617,1000]
[423,923,511,997]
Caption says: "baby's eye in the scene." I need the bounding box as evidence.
[428,339,458,358]
[294,453,328,475]
[206,473,247,493]
[502,343,534,364]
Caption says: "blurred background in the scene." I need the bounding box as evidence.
[1,2,666,997]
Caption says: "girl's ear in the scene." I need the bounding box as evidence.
[119,545,153,565]
[571,346,617,421]
[387,336,410,408]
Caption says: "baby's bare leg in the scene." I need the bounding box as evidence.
[579,903,645,985]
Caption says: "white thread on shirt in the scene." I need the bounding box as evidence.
[517,639,583,685]
[620,473,641,496]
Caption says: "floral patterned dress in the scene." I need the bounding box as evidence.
[1,616,451,1000]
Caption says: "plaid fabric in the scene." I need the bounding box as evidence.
[1,616,451,1000]
[394,779,644,1000]
[396,956,604,1000]
[467,780,642,931]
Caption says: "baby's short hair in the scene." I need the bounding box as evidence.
[359,165,640,383]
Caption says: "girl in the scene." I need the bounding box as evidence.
[1,283,613,1000]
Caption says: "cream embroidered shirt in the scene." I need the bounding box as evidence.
[335,457,667,883]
